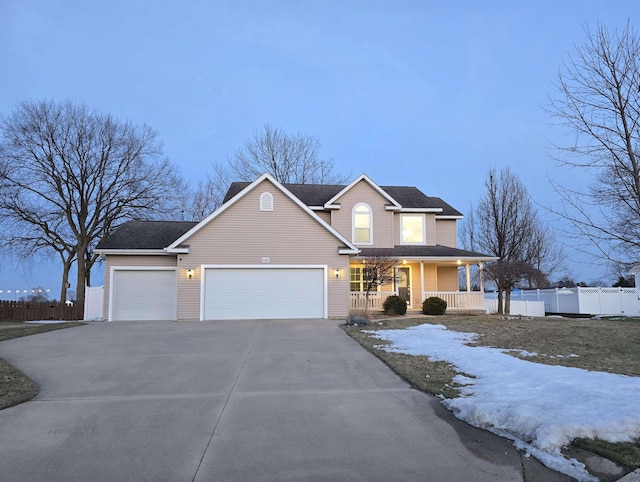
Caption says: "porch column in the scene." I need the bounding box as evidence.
[465,263,471,292]
[420,261,424,301]
[394,266,398,295]
[478,261,484,293]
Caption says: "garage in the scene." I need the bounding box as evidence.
[203,266,326,320]
[110,268,177,321]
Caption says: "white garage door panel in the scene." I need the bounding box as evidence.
[204,268,324,320]
[112,270,176,321]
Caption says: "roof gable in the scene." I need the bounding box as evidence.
[169,173,358,254]
[223,175,462,216]
[324,174,401,210]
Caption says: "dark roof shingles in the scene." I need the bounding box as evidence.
[223,181,461,216]
[102,180,464,252]
[96,220,198,250]
[357,245,494,259]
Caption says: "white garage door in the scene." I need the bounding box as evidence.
[111,269,177,321]
[203,267,325,320]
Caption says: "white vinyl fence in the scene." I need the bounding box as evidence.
[84,286,104,321]
[486,287,640,316]
[483,299,546,317]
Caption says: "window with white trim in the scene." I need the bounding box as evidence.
[353,203,372,244]
[401,214,425,244]
[350,267,363,291]
[260,192,273,211]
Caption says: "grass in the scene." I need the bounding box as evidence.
[342,314,640,473]
[0,320,84,410]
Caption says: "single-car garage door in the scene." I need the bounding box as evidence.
[203,266,326,320]
[111,269,177,321]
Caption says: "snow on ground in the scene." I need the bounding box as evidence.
[369,324,640,482]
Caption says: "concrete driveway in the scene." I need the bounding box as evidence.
[0,319,571,481]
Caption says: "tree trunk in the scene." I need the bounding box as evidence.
[75,242,89,306]
[59,256,73,303]
[505,289,511,315]
[364,289,370,319]
[497,286,505,314]
[76,262,86,307]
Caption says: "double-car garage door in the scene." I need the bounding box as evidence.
[203,267,325,320]
[110,266,326,321]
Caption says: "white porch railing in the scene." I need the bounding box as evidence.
[350,291,485,312]
[422,291,485,311]
[350,292,396,310]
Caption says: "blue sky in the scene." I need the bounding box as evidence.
[0,0,636,299]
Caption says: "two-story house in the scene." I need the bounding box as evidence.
[95,173,495,321]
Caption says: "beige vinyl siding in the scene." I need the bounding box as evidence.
[406,262,422,310]
[425,214,437,245]
[437,266,459,291]
[393,214,399,245]
[330,180,394,248]
[435,219,457,248]
[315,211,331,224]
[178,179,351,320]
[102,255,177,320]
[422,264,438,291]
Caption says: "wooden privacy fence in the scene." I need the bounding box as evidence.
[0,301,84,322]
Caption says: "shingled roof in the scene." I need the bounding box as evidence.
[96,220,198,250]
[357,245,496,259]
[98,178,465,252]
[223,182,462,216]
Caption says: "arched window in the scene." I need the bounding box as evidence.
[352,203,372,244]
[260,192,273,211]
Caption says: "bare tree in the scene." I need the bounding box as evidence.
[360,255,398,317]
[229,124,347,184]
[182,179,220,222]
[521,223,563,288]
[194,124,349,213]
[464,167,557,314]
[548,22,640,272]
[0,100,184,304]
[19,286,50,303]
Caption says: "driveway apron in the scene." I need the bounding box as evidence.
[0,319,567,481]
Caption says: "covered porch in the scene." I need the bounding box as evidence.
[350,290,485,312]
[349,246,496,313]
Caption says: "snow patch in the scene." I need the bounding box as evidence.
[369,324,640,481]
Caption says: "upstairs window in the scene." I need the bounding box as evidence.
[260,192,273,211]
[353,203,372,244]
[401,214,425,244]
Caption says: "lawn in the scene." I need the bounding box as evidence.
[343,314,640,478]
[0,321,84,410]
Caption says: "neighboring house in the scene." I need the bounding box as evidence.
[95,173,495,321]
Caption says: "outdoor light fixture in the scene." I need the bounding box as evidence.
[457,260,462,265]
[187,269,194,279]
[335,268,340,279]
[402,259,407,265]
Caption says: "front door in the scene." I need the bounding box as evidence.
[398,267,410,304]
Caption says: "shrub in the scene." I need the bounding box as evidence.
[346,308,370,326]
[383,295,407,315]
[345,316,369,327]
[422,297,447,315]
[348,308,370,321]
